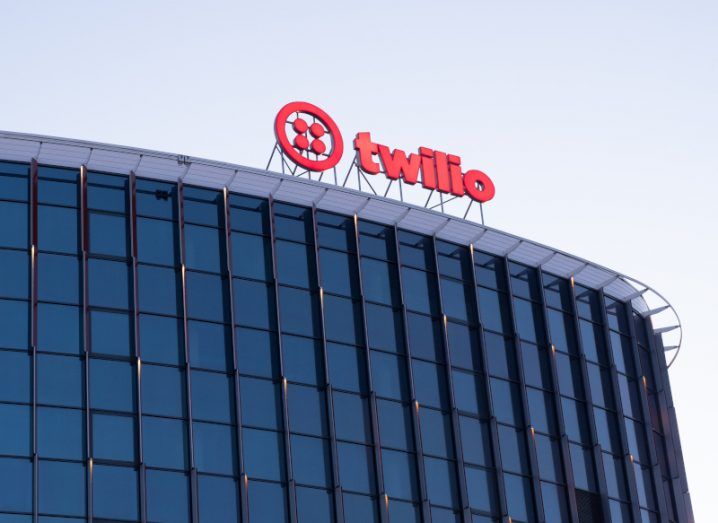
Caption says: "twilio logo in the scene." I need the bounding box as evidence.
[274,101,495,203]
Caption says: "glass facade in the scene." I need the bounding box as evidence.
[0,158,692,523]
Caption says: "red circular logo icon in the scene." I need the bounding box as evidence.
[275,101,344,172]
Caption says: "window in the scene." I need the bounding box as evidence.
[248,480,289,522]
[323,295,364,346]
[327,343,368,393]
[146,470,191,523]
[273,204,313,243]
[477,288,511,333]
[0,350,31,402]
[0,403,31,457]
[233,279,276,330]
[406,313,443,362]
[521,343,552,390]
[547,309,578,354]
[288,384,328,437]
[193,421,237,475]
[278,287,320,338]
[229,196,269,235]
[317,212,354,251]
[89,212,127,257]
[90,310,131,357]
[243,428,286,481]
[453,370,488,417]
[381,449,419,501]
[38,460,85,517]
[489,378,522,426]
[319,249,358,296]
[141,364,186,418]
[441,278,472,322]
[401,267,439,315]
[237,327,279,379]
[343,492,379,523]
[37,354,84,408]
[527,388,557,434]
[197,475,240,523]
[333,392,372,443]
[37,303,81,354]
[136,180,177,220]
[424,457,459,508]
[459,416,493,467]
[90,359,135,413]
[419,408,454,459]
[561,398,591,444]
[540,482,569,523]
[498,425,530,474]
[182,188,222,227]
[338,442,376,494]
[38,254,80,304]
[191,371,235,424]
[137,217,178,266]
[139,314,184,365]
[361,258,399,305]
[412,360,449,410]
[503,473,535,523]
[485,332,517,379]
[138,265,181,316]
[188,320,232,372]
[142,416,188,470]
[296,486,334,523]
[358,222,395,261]
[240,377,283,430]
[37,407,84,460]
[513,297,545,344]
[186,271,228,323]
[231,232,271,280]
[446,323,481,371]
[569,443,597,491]
[276,240,316,288]
[370,352,408,401]
[38,206,78,254]
[465,466,498,513]
[377,400,414,451]
[291,435,332,488]
[0,201,28,249]
[282,335,324,385]
[92,413,136,463]
[184,224,223,273]
[556,353,584,399]
[0,250,29,299]
[534,434,564,482]
[88,258,131,310]
[92,465,139,521]
[366,304,404,353]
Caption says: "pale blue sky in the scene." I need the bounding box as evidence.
[2,1,716,518]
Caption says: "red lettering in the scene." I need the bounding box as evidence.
[463,169,496,203]
[448,155,465,197]
[419,147,436,190]
[377,146,421,183]
[353,132,381,174]
[434,151,451,193]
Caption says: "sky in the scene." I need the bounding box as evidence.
[1,0,716,518]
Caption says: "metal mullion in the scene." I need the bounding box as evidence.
[352,216,389,523]
[624,308,669,522]
[429,239,471,522]
[177,181,199,523]
[467,246,508,520]
[566,281,611,517]
[392,227,431,522]
[80,165,93,522]
[501,260,545,523]
[311,206,343,523]
[223,188,250,523]
[30,159,38,523]
[128,172,147,523]
[268,195,298,523]
[537,269,580,522]
[597,290,642,521]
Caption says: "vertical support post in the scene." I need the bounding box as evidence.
[30,159,39,523]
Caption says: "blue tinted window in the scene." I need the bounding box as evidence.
[0,403,31,456]
[382,449,419,501]
[358,222,395,261]
[478,288,511,334]
[291,435,332,488]
[361,258,399,305]
[603,453,629,500]
[37,354,84,408]
[543,275,572,311]
[93,413,136,463]
[248,480,289,523]
[343,493,379,523]
[474,252,507,291]
[38,206,78,254]
[453,370,488,417]
[579,320,607,364]
[231,232,271,280]
[138,265,181,316]
[278,287,320,338]
[503,473,535,523]
[327,343,368,393]
[366,304,404,353]
[324,295,364,345]
[89,212,127,257]
[561,398,592,444]
[237,327,279,378]
[419,408,454,459]
[406,313,443,362]
[137,217,178,266]
[0,249,29,299]
[0,201,28,249]
[521,343,553,390]
[377,400,414,451]
[441,278,472,322]
[188,320,231,372]
[276,240,316,288]
[547,309,577,354]
[610,331,635,376]
[191,370,235,423]
[229,196,269,235]
[498,425,530,474]
[534,434,564,482]
[0,350,31,402]
[398,232,434,271]
[513,298,546,344]
[587,363,615,409]
[489,378,522,425]
[424,457,459,508]
[317,212,354,252]
[93,465,139,520]
[38,460,85,517]
[509,263,542,301]
[541,482,570,523]
[273,204,313,242]
[87,173,128,213]
[388,500,421,523]
[338,442,376,494]
[136,180,177,220]
[320,249,359,296]
[146,470,191,523]
[556,353,584,399]
[283,335,323,385]
[38,304,81,354]
[90,359,135,413]
[90,310,131,357]
[38,407,84,460]
[333,392,372,443]
[0,457,32,512]
[185,224,223,273]
[296,486,334,523]
[141,365,186,418]
[527,388,557,434]
[575,287,602,321]
[437,241,471,280]
[88,259,131,310]
[401,267,439,315]
[38,254,80,304]
[371,352,408,401]
[412,360,449,410]
[569,443,597,491]
[193,421,237,475]
[243,428,286,481]
[288,384,328,437]
[186,272,228,323]
[233,279,276,330]
[139,314,184,365]
[447,323,481,371]
[485,332,518,379]
[459,416,493,467]
[142,416,188,470]
[240,377,283,430]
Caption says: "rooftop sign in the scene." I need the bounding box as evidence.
[273,101,495,204]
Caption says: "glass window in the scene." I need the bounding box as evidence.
[276,240,316,288]
[319,248,359,297]
[534,434,564,482]
[229,196,269,235]
[237,327,280,378]
[441,278,472,322]
[477,288,511,333]
[579,320,607,364]
[191,370,235,423]
[0,249,29,299]
[447,323,481,371]
[193,421,237,475]
[138,265,181,316]
[547,309,577,354]
[273,204,313,243]
[248,480,289,523]
[324,295,364,346]
[503,473,535,523]
[141,364,186,418]
[333,392,372,443]
[618,375,642,420]
[605,298,630,334]
[593,408,622,454]
[498,425,530,474]
[136,180,177,220]
[569,443,597,491]
[509,263,542,301]
[139,314,184,365]
[556,353,584,399]
[90,359,135,413]
[436,241,471,281]
[485,332,517,379]
[89,212,127,257]
[142,416,188,470]
[37,407,84,460]
[146,470,191,523]
[243,428,286,481]
[388,500,421,523]
[401,267,439,315]
[37,354,84,408]
[288,384,328,437]
[338,442,376,494]
[186,271,228,323]
[575,287,602,321]
[489,378,522,425]
[184,224,223,273]
[93,413,136,463]
[361,258,399,305]
[93,465,139,521]
[398,231,434,270]
[233,279,276,330]
[37,303,81,354]
[459,416,493,467]
[283,335,323,385]
[561,398,591,444]
[90,310,131,357]
[453,370,488,417]
[296,486,334,523]
[38,460,85,517]
[540,482,569,523]
[406,313,443,362]
[0,349,31,402]
[424,457,459,508]
[188,320,231,372]
[370,352,408,401]
[603,453,629,500]
[343,492,379,523]
[419,408,454,459]
[291,435,332,488]
[38,254,80,304]
[527,388,557,434]
[240,377,283,430]
[382,449,419,501]
[377,399,414,451]
[0,201,28,249]
[521,343,552,390]
[358,222,395,261]
[88,259,131,310]
[278,287,320,338]
[197,474,240,523]
[137,217,178,266]
[317,212,354,252]
[231,232,271,281]
[366,304,404,353]
[327,342,368,393]
[412,360,449,410]
[0,166,29,200]
[610,331,636,376]
[513,297,545,344]
[465,466,498,513]
[474,252,507,290]
[543,275,572,311]
[38,205,78,254]
[587,363,615,409]
[0,403,31,456]
[87,173,128,213]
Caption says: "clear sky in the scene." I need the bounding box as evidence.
[2,0,716,518]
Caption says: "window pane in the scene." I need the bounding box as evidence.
[296,486,334,523]
[93,465,139,521]
[141,365,186,418]
[0,249,29,299]
[0,201,28,249]
[371,352,408,401]
[540,482,569,523]
[234,279,276,330]
[138,265,181,316]
[38,254,80,304]
[89,212,127,257]
[291,435,332,488]
[90,359,135,413]
[193,421,237,475]
[503,473,535,523]
[465,466,498,513]
[136,180,177,220]
[485,332,517,379]
[146,470,191,523]
[401,267,439,315]
[366,304,404,353]
[361,258,399,305]
[88,259,131,310]
[288,385,328,437]
[142,416,189,470]
[320,249,359,296]
[191,370,235,424]
[324,295,364,346]
[447,323,481,371]
[38,206,77,254]
[406,313,443,362]
[513,298,545,344]
[459,416,493,467]
[327,343,368,394]
[186,272,228,323]
[489,378,522,426]
[420,408,454,459]
[197,475,240,523]
[0,403,31,456]
[276,240,316,288]
[243,428,286,481]
[534,434,564,482]
[498,425,530,474]
[248,480,289,523]
[229,196,269,235]
[90,310,131,357]
[521,343,552,390]
[37,354,84,408]
[278,287,320,338]
[240,377,283,430]
[338,442,376,494]
[283,335,324,386]
[237,327,280,379]
[333,392,372,444]
[527,388,557,434]
[93,413,136,463]
[139,314,184,365]
[231,232,271,280]
[185,224,222,273]
[38,407,84,460]
[188,320,232,372]
[377,400,414,451]
[39,460,85,517]
[382,449,419,501]
[343,493,379,523]
[424,457,459,508]
[412,360,449,410]
[477,288,511,334]
[0,350,31,402]
[39,303,82,355]
[453,370,488,417]
[441,278,472,322]
[137,217,178,266]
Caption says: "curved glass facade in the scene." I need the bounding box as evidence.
[0,159,691,523]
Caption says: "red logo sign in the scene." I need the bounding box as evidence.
[274,101,344,172]
[274,102,495,203]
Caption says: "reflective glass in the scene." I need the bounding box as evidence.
[0,201,28,249]
[93,465,139,521]
[90,359,135,413]
[93,413,136,463]
[424,457,459,508]
[477,288,511,334]
[0,349,31,402]
[296,486,334,523]
[38,254,80,304]
[0,403,31,456]
[291,435,332,488]
[231,232,272,281]
[38,407,84,460]
[90,310,131,357]
[37,354,84,408]
[282,335,323,385]
[406,313,443,362]
[319,248,359,296]
[142,416,189,470]
[193,421,237,475]
[146,470,191,523]
[377,399,414,451]
[317,212,354,252]
[137,217,178,266]
[276,240,316,288]
[191,370,235,423]
[38,206,78,254]
[288,384,328,437]
[188,320,232,372]
[420,408,454,459]
[278,287,320,338]
[323,295,364,346]
[141,364,186,418]
[88,258,131,310]
[38,460,85,517]
[498,425,530,474]
[338,442,376,494]
[459,416,493,467]
[89,212,127,257]
[248,481,289,522]
[382,449,419,501]
[197,474,240,523]
[370,352,408,401]
[185,224,223,273]
[237,327,280,379]
[243,428,286,481]
[333,392,372,443]
[366,304,404,354]
[465,466,498,513]
[240,377,283,430]
[503,472,535,523]
[327,342,368,393]
[0,250,29,299]
[233,279,276,330]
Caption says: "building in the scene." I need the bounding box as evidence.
[0,130,693,523]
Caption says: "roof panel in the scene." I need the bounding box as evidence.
[0,137,40,163]
[37,142,92,168]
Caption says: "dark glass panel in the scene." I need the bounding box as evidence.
[319,248,359,297]
[0,201,28,249]
[0,249,29,299]
[0,350,31,402]
[38,303,81,355]
[191,370,235,424]
[324,295,365,346]
[232,232,272,281]
[436,241,471,281]
[233,279,276,330]
[92,465,139,521]
[534,434,564,482]
[333,392,372,443]
[358,221,395,261]
[136,179,178,220]
[288,384,328,437]
[278,287,320,338]
[291,435,332,488]
[87,172,128,213]
[388,500,421,523]
[610,331,636,376]
[38,205,78,254]
[401,267,440,315]
[142,416,189,470]
[37,354,84,408]
[366,304,404,354]
[459,416,493,467]
[141,364,186,418]
[240,377,283,430]
[370,352,409,401]
[343,492,379,523]
[398,231,435,271]
[248,480,289,523]
[593,407,622,453]
[90,359,135,413]
[137,217,178,266]
[412,360,449,410]
[382,449,419,501]
[473,252,507,291]
[139,314,184,366]
[296,486,334,523]
[547,309,578,354]
[527,388,558,434]
[575,286,602,322]
[441,278,475,325]
[38,460,85,517]
[317,212,354,252]
[605,298,630,334]
[182,187,222,227]
[634,463,656,509]
[361,257,399,305]
[229,195,270,235]
[38,254,81,304]
[276,240,316,288]
[509,262,542,301]
[93,413,136,463]
[446,323,481,372]
[243,428,286,481]
[38,178,78,207]
[555,353,585,399]
[603,453,629,500]
[489,378,522,425]
[503,473,535,523]
[197,475,240,523]
[465,466,498,514]
[184,224,223,273]
[88,258,131,310]
[513,297,546,344]
[521,343,552,390]
[579,319,608,364]
[498,424,530,474]
[453,370,488,417]
[237,327,280,379]
[186,271,229,323]
[273,203,313,243]
[587,363,615,408]
[89,212,128,257]
[542,274,573,311]
[561,398,592,444]
[419,408,455,459]
[0,167,29,200]
[327,342,368,394]
[618,375,642,420]
[424,457,459,508]
[338,442,376,494]
[624,418,649,463]
[138,265,181,316]
[485,331,518,379]
[188,320,232,372]
[146,470,191,523]
[193,421,238,475]
[0,403,31,456]
[377,399,414,451]
[37,406,84,460]
[540,482,570,523]
[90,310,131,357]
[477,287,511,334]
[282,335,324,386]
